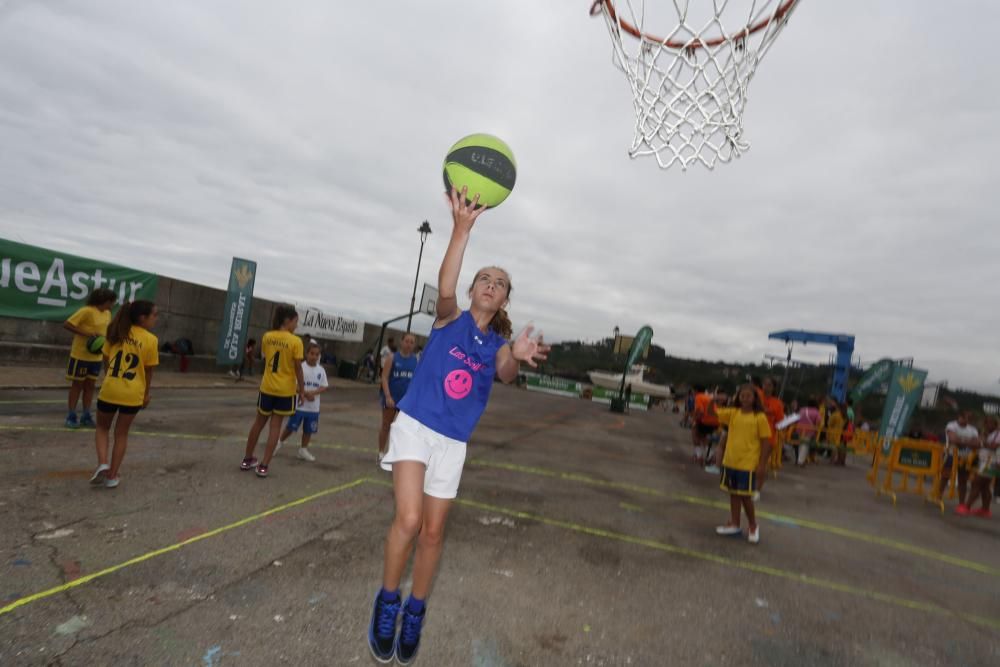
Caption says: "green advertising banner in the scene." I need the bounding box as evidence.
[215,258,256,366]
[591,386,651,411]
[897,447,933,470]
[850,358,894,401]
[523,373,581,399]
[0,238,158,321]
[878,366,928,453]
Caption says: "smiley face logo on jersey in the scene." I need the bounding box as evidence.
[444,369,473,400]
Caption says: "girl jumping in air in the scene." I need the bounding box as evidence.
[367,186,549,664]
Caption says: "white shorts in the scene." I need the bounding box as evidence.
[379,412,468,499]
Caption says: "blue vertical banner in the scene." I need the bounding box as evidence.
[215,258,256,365]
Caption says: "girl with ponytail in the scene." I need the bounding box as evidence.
[367,186,549,664]
[90,300,159,489]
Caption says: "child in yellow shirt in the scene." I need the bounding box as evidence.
[62,288,117,428]
[712,384,773,544]
[241,305,304,478]
[89,300,159,489]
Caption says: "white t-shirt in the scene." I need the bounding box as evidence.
[945,421,979,452]
[298,361,329,413]
[982,430,1000,469]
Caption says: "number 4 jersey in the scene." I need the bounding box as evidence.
[98,325,160,406]
[260,330,304,398]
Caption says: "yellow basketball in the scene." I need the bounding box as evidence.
[442,133,516,208]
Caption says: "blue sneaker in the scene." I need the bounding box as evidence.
[368,590,400,663]
[65,412,79,429]
[80,412,96,428]
[395,600,425,665]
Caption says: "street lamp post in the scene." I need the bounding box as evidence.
[407,221,433,332]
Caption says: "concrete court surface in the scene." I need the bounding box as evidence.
[1,378,999,666]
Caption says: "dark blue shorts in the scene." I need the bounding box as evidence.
[96,399,142,415]
[379,391,405,410]
[285,410,319,434]
[942,451,973,472]
[257,392,295,417]
[695,423,717,437]
[720,466,759,496]
[66,357,102,382]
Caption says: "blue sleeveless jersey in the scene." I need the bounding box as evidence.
[387,351,418,403]
[398,310,507,442]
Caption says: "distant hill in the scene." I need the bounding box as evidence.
[543,339,1000,436]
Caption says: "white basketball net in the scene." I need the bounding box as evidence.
[592,0,801,170]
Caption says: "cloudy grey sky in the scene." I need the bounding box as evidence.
[1,1,997,395]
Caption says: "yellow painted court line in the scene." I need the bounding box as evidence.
[0,425,225,441]
[433,486,1000,632]
[0,426,373,453]
[0,477,368,617]
[466,458,1000,578]
[0,396,244,405]
[6,425,997,579]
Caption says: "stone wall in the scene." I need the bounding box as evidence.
[0,275,424,373]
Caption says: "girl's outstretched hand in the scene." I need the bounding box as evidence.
[448,186,487,234]
[511,325,550,368]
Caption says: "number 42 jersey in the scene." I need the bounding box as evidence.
[98,326,160,407]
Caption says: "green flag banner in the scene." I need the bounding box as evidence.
[618,325,654,400]
[0,238,158,321]
[215,258,256,365]
[878,366,928,453]
[851,358,894,401]
[624,325,654,371]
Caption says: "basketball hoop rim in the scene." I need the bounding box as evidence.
[589,0,800,50]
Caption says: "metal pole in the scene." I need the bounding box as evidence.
[406,221,431,332]
[406,238,425,333]
[778,344,792,400]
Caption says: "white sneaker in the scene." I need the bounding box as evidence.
[715,525,742,536]
[104,476,120,489]
[752,491,761,502]
[704,465,721,474]
[89,463,110,485]
[748,526,760,544]
[297,448,315,462]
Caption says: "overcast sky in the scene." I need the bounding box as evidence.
[1,1,997,395]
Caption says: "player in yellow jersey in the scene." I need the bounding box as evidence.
[711,384,773,545]
[89,300,159,489]
[241,305,305,478]
[62,288,117,429]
